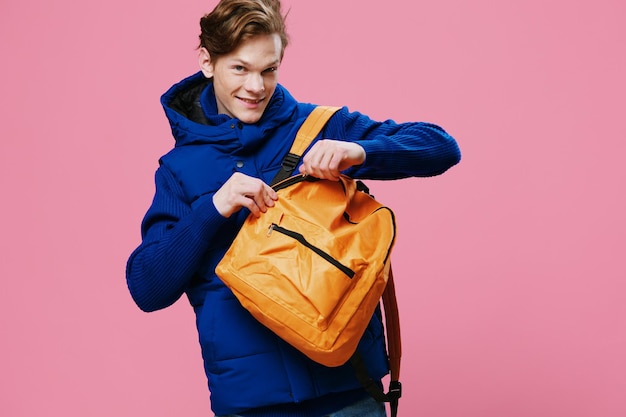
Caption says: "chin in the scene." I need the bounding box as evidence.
[237,111,265,124]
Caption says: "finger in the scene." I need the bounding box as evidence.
[241,195,263,218]
[301,141,325,173]
[256,188,277,211]
[246,185,277,215]
[264,189,278,207]
[327,152,345,178]
[266,185,278,201]
[314,151,341,180]
[303,148,327,178]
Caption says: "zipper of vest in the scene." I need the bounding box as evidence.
[267,223,356,279]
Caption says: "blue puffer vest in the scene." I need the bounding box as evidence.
[159,72,390,415]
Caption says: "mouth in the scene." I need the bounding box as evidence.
[238,97,264,105]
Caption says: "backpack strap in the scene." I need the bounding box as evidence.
[270,106,341,185]
[383,266,402,417]
[350,265,402,417]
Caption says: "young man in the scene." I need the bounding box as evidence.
[126,1,461,416]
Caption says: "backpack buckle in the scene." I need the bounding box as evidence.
[388,380,402,400]
[281,153,300,171]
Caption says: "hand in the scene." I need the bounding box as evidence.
[213,172,278,218]
[298,140,366,181]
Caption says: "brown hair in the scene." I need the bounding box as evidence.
[199,0,289,61]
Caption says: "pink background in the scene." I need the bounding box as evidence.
[1,0,625,416]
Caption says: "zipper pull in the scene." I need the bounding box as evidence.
[267,224,275,237]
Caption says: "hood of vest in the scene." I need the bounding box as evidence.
[160,71,299,154]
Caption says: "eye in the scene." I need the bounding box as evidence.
[233,65,245,72]
[263,67,278,74]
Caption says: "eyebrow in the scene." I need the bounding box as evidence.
[232,58,280,68]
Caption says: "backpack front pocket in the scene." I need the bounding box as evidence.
[268,223,355,279]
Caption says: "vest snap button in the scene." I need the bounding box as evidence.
[236,161,244,168]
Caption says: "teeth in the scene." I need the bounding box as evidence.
[241,98,261,104]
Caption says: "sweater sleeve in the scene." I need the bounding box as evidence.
[326,109,461,179]
[125,165,228,312]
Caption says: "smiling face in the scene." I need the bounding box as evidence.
[199,33,282,124]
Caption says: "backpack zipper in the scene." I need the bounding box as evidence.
[268,223,356,279]
[272,174,319,191]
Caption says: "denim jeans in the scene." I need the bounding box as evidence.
[217,395,387,417]
[325,396,386,417]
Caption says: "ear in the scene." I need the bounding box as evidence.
[198,47,214,78]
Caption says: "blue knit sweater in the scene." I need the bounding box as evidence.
[126,72,460,416]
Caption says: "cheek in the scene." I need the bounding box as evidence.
[264,80,278,94]
[215,73,238,92]
[264,73,279,87]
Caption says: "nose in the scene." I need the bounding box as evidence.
[245,73,265,94]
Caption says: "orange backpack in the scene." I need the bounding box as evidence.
[216,106,402,414]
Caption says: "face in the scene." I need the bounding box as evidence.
[199,33,283,124]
